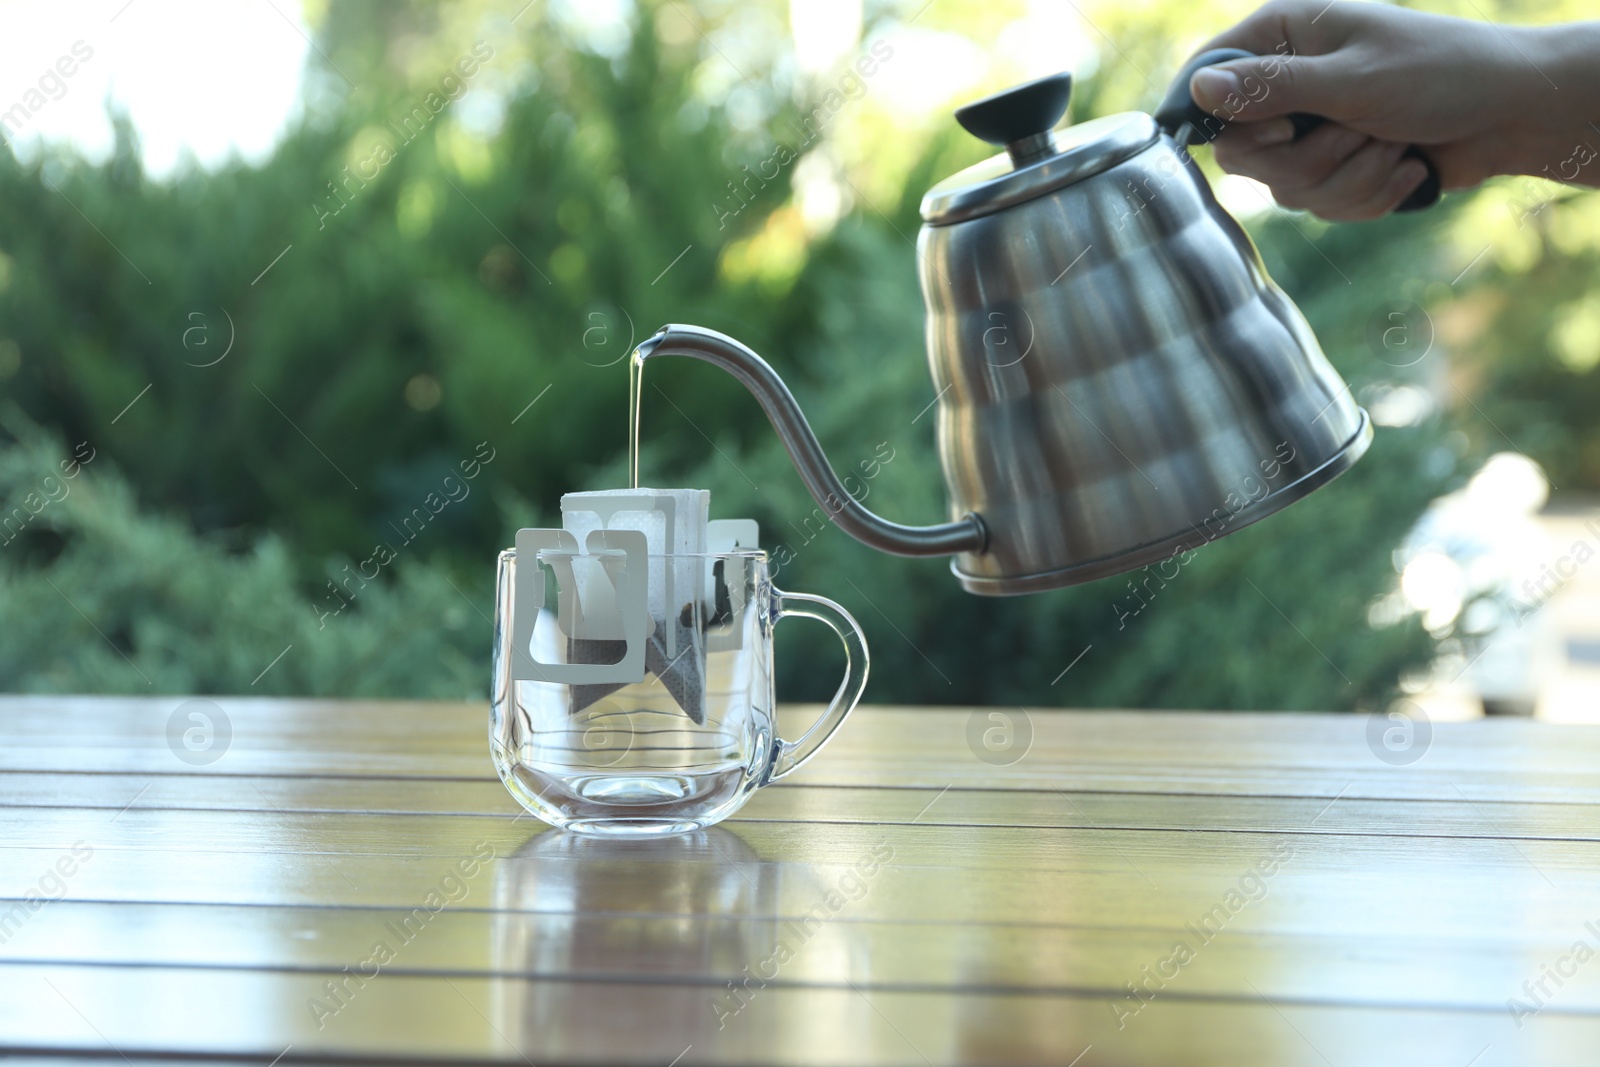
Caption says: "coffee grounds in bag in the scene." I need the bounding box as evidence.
[567,602,705,724]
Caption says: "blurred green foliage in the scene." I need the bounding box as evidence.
[1,0,1593,708]
[0,409,483,696]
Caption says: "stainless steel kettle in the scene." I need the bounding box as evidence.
[637,64,1377,596]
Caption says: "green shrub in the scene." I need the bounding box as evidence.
[0,413,486,697]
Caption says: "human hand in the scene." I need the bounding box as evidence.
[1187,0,1600,221]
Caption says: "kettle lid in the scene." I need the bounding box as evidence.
[920,72,1158,226]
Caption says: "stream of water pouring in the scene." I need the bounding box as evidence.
[627,347,644,489]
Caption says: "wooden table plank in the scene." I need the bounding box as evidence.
[5,898,1600,1017]
[10,697,1600,805]
[5,772,1600,844]
[1,824,1596,946]
[3,962,1591,1067]
[9,806,1600,870]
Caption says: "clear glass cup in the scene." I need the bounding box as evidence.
[491,547,868,836]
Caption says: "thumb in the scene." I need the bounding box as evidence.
[1189,54,1346,123]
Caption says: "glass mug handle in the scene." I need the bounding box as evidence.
[766,589,870,782]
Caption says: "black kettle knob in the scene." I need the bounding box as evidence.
[955,72,1072,167]
[1155,47,1441,213]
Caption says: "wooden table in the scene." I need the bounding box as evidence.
[3,696,1600,1065]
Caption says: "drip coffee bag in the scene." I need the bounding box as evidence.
[560,489,709,722]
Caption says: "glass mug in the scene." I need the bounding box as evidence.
[492,545,869,836]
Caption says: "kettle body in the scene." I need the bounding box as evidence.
[917,111,1368,593]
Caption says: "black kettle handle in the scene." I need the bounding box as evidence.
[1154,47,1441,213]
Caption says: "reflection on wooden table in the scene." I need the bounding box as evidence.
[3,696,1600,1064]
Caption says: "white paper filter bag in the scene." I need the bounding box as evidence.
[559,489,710,721]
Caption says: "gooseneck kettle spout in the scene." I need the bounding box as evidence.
[635,324,988,558]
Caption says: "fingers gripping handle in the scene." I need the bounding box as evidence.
[1154,48,1290,144]
[766,590,869,783]
[1155,47,1441,213]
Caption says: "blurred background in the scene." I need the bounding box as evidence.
[1,0,1596,718]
